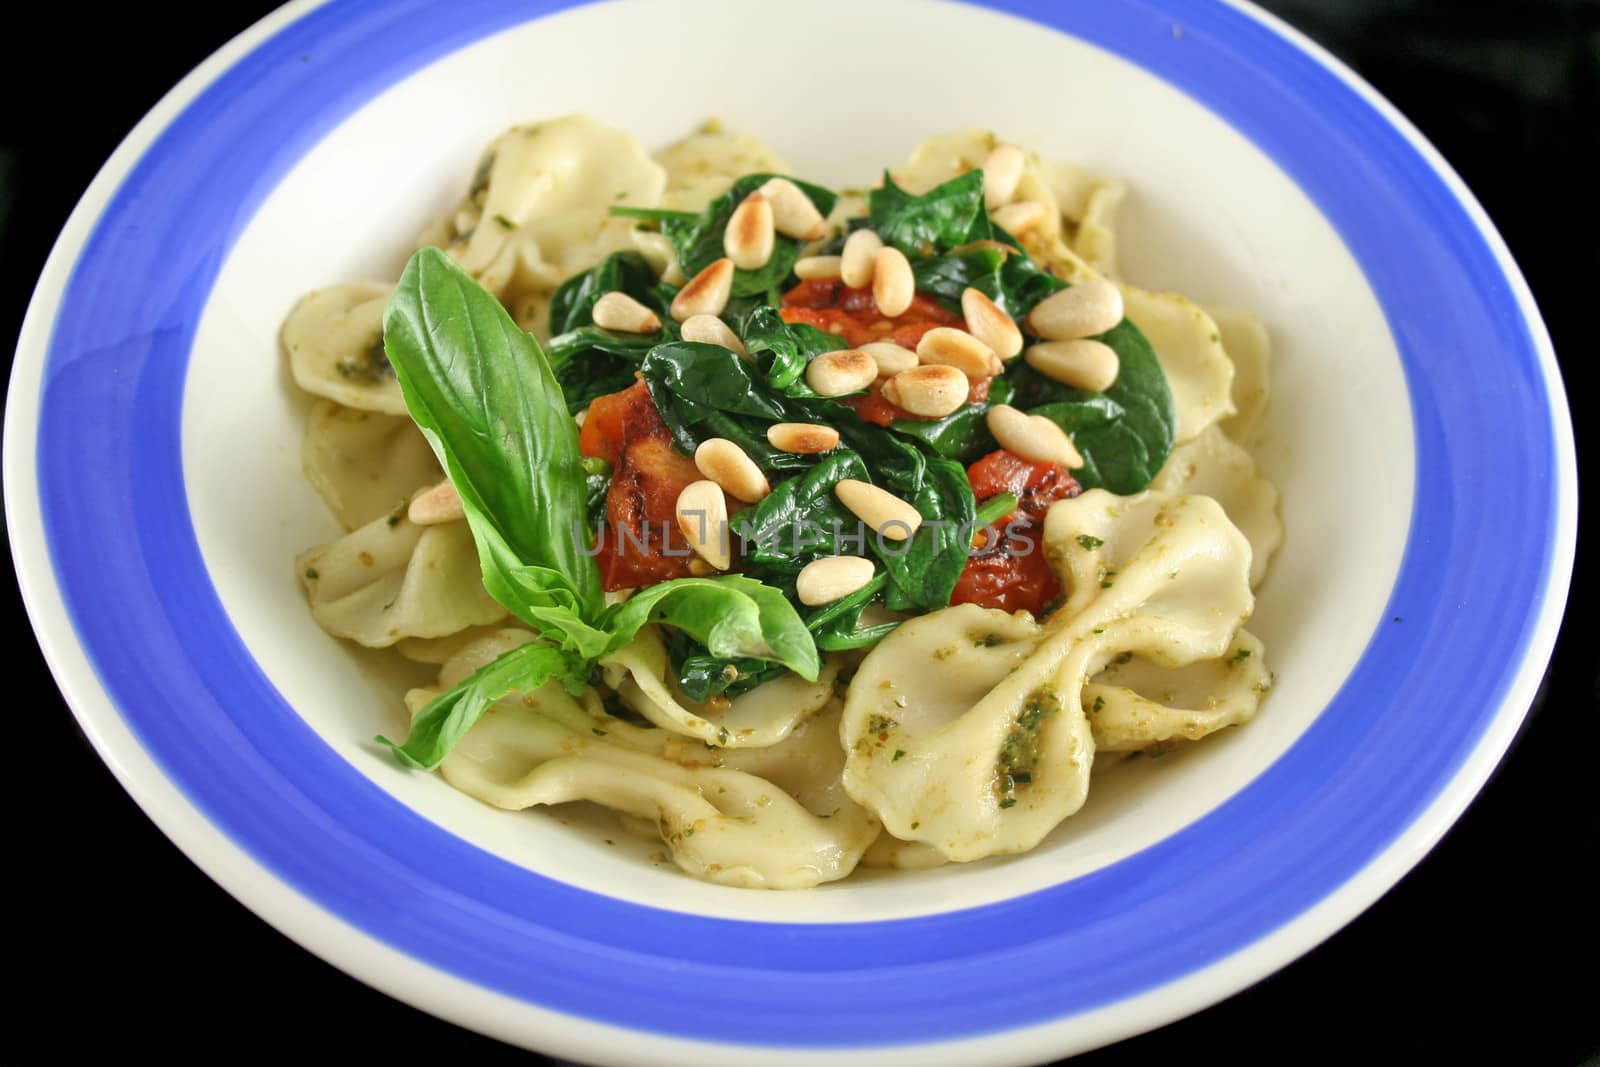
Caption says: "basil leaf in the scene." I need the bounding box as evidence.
[661,174,837,296]
[384,248,607,654]
[869,170,990,257]
[376,642,582,770]
[601,575,820,681]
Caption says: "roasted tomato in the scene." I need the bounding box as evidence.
[964,448,1081,525]
[579,380,701,590]
[779,278,965,350]
[842,376,991,426]
[950,450,1082,615]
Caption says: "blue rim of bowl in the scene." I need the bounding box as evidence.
[27,0,1563,1048]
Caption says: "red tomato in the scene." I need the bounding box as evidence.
[779,278,966,349]
[950,450,1083,615]
[965,449,1081,525]
[579,381,701,590]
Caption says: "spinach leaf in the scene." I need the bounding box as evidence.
[732,452,870,578]
[739,304,845,393]
[547,252,678,413]
[377,642,581,770]
[582,456,612,532]
[661,174,837,297]
[886,374,1013,461]
[869,170,990,257]
[639,341,816,472]
[1009,319,1176,493]
[806,571,898,651]
[548,251,669,334]
[668,630,786,703]
[601,575,820,681]
[383,248,608,656]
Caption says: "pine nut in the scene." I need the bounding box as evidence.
[835,479,922,541]
[1023,339,1121,392]
[860,340,919,376]
[841,229,883,288]
[676,480,731,570]
[992,200,1050,236]
[917,326,1001,378]
[592,291,661,333]
[407,480,463,525]
[760,177,827,240]
[671,257,734,321]
[767,422,840,454]
[983,143,1027,209]
[986,404,1084,469]
[881,364,969,417]
[805,349,877,396]
[1026,279,1124,340]
[724,192,775,270]
[960,287,1023,361]
[688,558,716,577]
[694,438,770,503]
[796,555,876,606]
[681,313,748,357]
[794,255,843,281]
[872,246,915,317]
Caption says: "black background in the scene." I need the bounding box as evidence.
[3,2,1595,1063]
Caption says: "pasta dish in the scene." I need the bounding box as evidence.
[284,116,1282,887]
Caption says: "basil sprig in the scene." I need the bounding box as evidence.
[376,248,819,769]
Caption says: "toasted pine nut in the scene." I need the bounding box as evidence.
[767,422,840,454]
[883,367,966,415]
[835,479,922,541]
[794,255,843,281]
[992,200,1050,236]
[407,481,463,525]
[688,558,716,577]
[796,555,876,606]
[671,257,734,321]
[694,438,770,503]
[805,349,877,396]
[986,404,1084,469]
[872,246,914,317]
[841,229,883,288]
[724,192,775,270]
[960,287,1023,361]
[681,313,748,357]
[983,143,1027,209]
[1026,279,1124,340]
[760,178,827,240]
[881,364,969,417]
[676,480,731,570]
[860,340,919,376]
[1024,339,1120,392]
[917,326,1002,378]
[592,291,661,333]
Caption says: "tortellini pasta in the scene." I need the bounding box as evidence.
[281,281,405,414]
[407,632,876,889]
[842,492,1264,862]
[301,400,440,531]
[296,499,505,647]
[599,626,840,749]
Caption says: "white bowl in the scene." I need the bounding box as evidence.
[5,1,1575,1063]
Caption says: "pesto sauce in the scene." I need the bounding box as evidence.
[996,687,1061,806]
